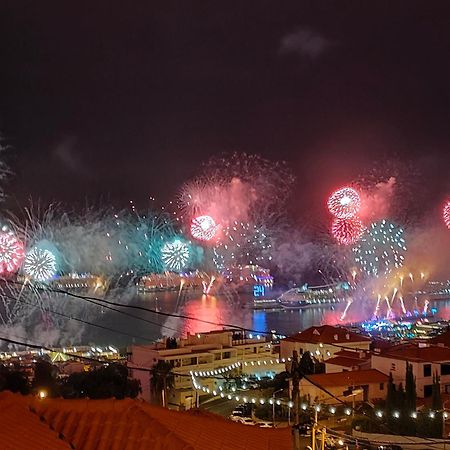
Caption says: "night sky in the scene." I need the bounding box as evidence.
[1,2,450,218]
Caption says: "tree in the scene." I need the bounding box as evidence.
[62,363,141,399]
[0,364,29,394]
[405,362,416,412]
[432,373,442,410]
[385,372,396,413]
[32,359,59,397]
[401,362,417,436]
[290,351,315,426]
[150,360,174,407]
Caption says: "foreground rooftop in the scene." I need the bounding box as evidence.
[0,391,291,450]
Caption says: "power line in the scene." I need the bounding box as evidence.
[1,292,157,344]
[7,279,273,335]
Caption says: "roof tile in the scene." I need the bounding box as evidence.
[283,325,370,345]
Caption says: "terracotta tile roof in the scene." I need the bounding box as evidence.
[283,325,371,345]
[430,329,450,346]
[325,356,367,368]
[0,391,70,450]
[303,369,388,387]
[0,392,292,450]
[377,343,450,363]
[334,350,370,360]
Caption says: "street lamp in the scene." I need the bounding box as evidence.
[272,388,283,427]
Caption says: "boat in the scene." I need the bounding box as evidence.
[277,287,344,310]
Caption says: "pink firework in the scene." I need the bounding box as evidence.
[0,232,24,274]
[327,187,361,219]
[331,218,363,245]
[444,200,450,230]
[191,215,218,241]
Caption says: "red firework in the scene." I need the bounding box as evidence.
[0,232,24,274]
[444,200,450,230]
[190,215,218,241]
[331,218,364,245]
[327,187,361,219]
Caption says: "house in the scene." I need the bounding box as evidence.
[280,325,371,361]
[371,342,450,398]
[298,369,388,405]
[0,391,292,450]
[325,349,371,373]
[128,329,284,409]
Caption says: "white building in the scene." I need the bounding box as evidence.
[371,343,450,398]
[298,369,388,405]
[128,329,284,409]
[324,349,371,373]
[280,325,371,361]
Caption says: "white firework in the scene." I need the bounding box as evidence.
[161,239,190,272]
[24,248,57,281]
[353,219,406,277]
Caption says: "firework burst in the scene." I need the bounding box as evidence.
[327,187,361,219]
[331,218,364,245]
[161,239,190,272]
[353,219,406,277]
[444,200,450,230]
[23,247,57,281]
[213,221,272,270]
[0,232,24,275]
[190,215,218,241]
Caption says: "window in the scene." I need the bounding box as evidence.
[253,347,257,353]
[390,363,396,371]
[424,384,433,397]
[380,383,384,390]
[441,364,450,375]
[299,348,304,354]
[223,352,231,359]
[424,364,432,377]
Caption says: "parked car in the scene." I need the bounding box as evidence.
[229,413,243,422]
[377,446,403,450]
[238,417,256,426]
[256,421,272,428]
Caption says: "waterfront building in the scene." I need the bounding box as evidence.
[280,325,371,361]
[127,329,284,409]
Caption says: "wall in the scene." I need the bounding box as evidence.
[371,355,450,398]
[280,340,370,361]
[299,379,386,405]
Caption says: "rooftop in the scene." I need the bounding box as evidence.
[0,391,291,450]
[334,349,370,360]
[324,356,368,368]
[376,343,450,363]
[303,369,389,387]
[283,325,371,346]
[430,328,450,346]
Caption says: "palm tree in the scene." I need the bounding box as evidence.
[150,360,174,407]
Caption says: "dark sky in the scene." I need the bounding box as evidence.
[1,1,450,217]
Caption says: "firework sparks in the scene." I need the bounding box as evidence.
[191,215,218,241]
[444,200,450,230]
[353,220,406,277]
[331,217,364,245]
[23,247,57,281]
[327,187,361,219]
[0,232,24,275]
[161,239,190,272]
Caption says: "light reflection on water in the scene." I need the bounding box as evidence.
[88,290,450,347]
